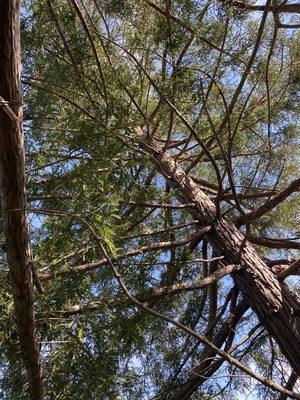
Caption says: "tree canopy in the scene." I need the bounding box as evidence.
[0,0,299,399]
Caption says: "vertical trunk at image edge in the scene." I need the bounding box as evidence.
[0,1,44,399]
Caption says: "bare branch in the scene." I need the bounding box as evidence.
[279,259,300,280]
[39,226,211,281]
[218,0,300,14]
[249,235,300,249]
[128,201,196,209]
[38,264,237,317]
[235,178,300,227]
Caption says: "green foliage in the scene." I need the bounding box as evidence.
[0,0,299,398]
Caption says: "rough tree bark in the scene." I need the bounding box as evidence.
[0,1,44,399]
[134,129,300,377]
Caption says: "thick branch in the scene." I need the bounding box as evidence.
[39,226,211,281]
[249,235,300,250]
[219,0,300,13]
[39,265,236,317]
[144,264,237,301]
[278,371,299,400]
[128,201,196,209]
[279,259,300,280]
[235,178,300,227]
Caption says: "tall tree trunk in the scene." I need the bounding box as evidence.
[0,1,44,399]
[136,129,300,377]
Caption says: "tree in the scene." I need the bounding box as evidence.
[0,0,299,398]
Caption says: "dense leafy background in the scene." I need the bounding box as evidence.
[0,0,299,398]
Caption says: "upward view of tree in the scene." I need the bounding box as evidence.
[0,0,299,398]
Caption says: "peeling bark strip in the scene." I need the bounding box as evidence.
[0,2,44,399]
[135,129,300,376]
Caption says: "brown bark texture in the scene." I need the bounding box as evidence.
[0,1,44,399]
[136,130,300,376]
